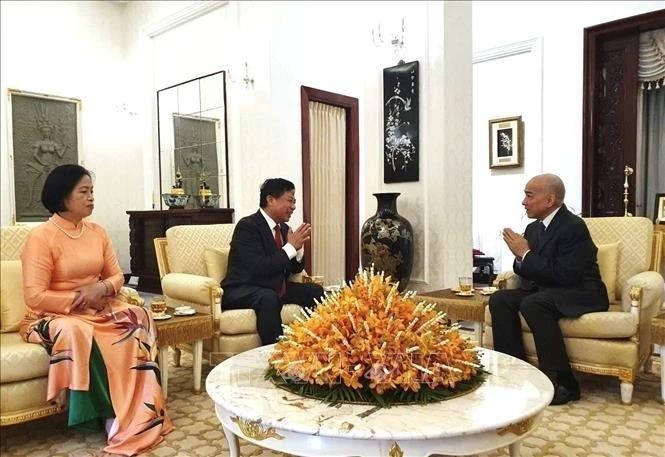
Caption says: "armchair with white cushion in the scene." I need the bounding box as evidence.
[154,224,314,364]
[483,217,664,404]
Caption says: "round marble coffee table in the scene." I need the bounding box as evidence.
[206,345,553,457]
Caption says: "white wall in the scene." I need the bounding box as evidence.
[472,1,664,272]
[123,0,473,290]
[0,0,140,271]
[0,0,471,290]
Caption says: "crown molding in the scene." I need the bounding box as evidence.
[144,1,228,38]
[473,37,540,64]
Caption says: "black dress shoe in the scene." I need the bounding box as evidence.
[550,382,580,405]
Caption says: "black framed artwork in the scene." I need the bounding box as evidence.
[489,116,523,169]
[383,60,419,183]
[655,193,665,224]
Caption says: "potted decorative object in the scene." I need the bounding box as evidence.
[266,271,485,407]
[360,192,413,291]
[195,172,220,208]
[161,169,190,209]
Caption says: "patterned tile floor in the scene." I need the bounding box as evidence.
[1,352,663,457]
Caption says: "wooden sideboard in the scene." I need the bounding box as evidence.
[127,208,234,293]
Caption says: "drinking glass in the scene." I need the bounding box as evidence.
[458,276,473,293]
[150,296,167,316]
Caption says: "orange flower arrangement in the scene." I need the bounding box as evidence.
[267,270,484,405]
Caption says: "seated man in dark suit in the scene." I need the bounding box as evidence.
[489,174,609,405]
[221,178,324,345]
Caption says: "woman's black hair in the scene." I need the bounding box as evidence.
[41,164,91,214]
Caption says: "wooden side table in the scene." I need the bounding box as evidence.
[413,289,490,344]
[154,309,214,398]
[651,312,665,403]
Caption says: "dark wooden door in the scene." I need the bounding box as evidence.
[582,9,665,217]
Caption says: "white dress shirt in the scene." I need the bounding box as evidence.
[260,208,304,262]
[519,206,561,263]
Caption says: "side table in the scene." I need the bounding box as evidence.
[651,312,665,403]
[154,309,214,398]
[414,289,490,344]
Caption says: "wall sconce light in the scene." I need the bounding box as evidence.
[372,17,406,63]
[242,62,254,88]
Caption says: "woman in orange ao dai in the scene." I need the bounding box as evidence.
[20,164,172,455]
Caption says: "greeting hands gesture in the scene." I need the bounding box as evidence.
[287,223,311,250]
[502,228,530,260]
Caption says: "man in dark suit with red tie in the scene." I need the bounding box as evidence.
[221,178,324,345]
[489,174,609,405]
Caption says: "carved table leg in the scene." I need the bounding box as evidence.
[658,344,665,403]
[193,339,203,393]
[472,321,483,346]
[159,345,169,398]
[222,424,240,457]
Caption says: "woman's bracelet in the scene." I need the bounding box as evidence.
[98,280,113,296]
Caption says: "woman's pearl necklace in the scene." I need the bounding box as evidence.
[50,218,86,239]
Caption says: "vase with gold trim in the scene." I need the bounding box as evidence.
[360,192,413,291]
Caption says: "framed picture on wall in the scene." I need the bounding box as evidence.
[383,60,419,183]
[655,193,665,224]
[489,116,523,169]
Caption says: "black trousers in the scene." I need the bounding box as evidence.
[222,282,324,345]
[488,288,569,372]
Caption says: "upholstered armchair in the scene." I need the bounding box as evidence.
[0,225,143,426]
[154,224,312,365]
[484,217,664,404]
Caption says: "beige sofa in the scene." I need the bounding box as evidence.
[484,217,664,404]
[0,225,143,426]
[154,224,312,365]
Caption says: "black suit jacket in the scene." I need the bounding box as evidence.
[221,210,304,293]
[515,205,609,317]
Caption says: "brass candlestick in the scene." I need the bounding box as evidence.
[623,165,634,217]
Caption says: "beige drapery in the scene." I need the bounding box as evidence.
[639,28,665,89]
[309,101,346,285]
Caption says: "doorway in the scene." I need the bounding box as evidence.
[582,10,665,217]
[300,86,359,283]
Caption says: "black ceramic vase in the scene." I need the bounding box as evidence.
[360,192,413,291]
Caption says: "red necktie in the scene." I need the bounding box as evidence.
[274,225,286,297]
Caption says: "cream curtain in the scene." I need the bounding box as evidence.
[636,29,665,218]
[636,87,665,219]
[309,101,346,285]
[638,28,665,89]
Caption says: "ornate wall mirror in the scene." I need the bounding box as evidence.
[157,70,229,209]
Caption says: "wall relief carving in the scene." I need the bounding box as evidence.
[9,91,79,222]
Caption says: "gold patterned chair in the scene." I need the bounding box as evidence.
[154,224,309,365]
[0,225,143,426]
[483,217,664,404]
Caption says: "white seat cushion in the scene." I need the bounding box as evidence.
[484,306,637,339]
[218,304,303,335]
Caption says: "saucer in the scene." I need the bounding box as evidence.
[480,287,498,296]
[174,309,196,316]
[455,291,474,297]
[153,313,172,320]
